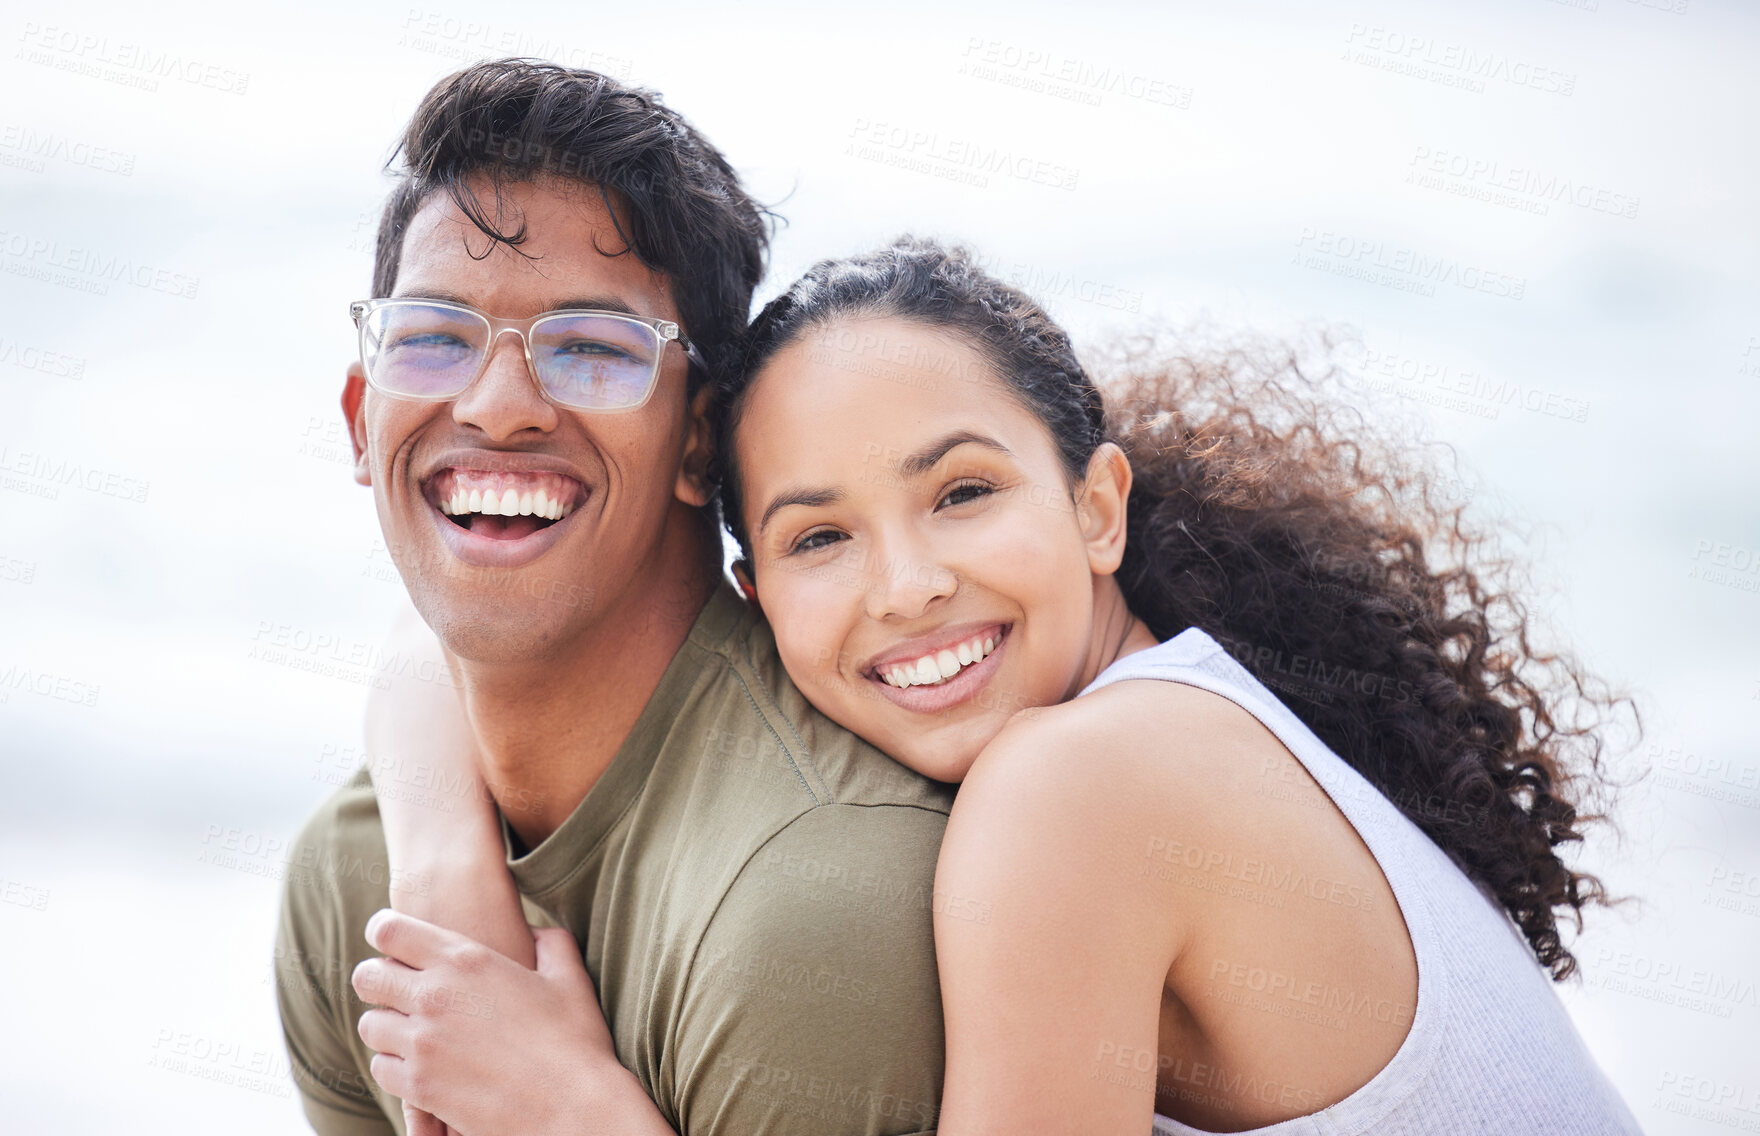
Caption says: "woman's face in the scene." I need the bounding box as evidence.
[734,315,1107,782]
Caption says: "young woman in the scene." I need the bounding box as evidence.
[355,238,1639,1134]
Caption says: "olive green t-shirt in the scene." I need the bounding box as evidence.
[274,582,957,1136]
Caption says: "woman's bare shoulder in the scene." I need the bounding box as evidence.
[962,677,1287,820]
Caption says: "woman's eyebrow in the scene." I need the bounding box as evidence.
[897,430,1013,476]
[758,487,845,536]
[756,432,1012,536]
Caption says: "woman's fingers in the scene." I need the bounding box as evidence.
[402,1101,449,1136]
[364,908,461,971]
[351,954,423,1013]
[532,925,595,999]
[367,1050,414,1104]
[357,1006,414,1058]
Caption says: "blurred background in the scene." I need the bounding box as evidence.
[1,0,1755,1131]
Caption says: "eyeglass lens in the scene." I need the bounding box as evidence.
[362,302,661,410]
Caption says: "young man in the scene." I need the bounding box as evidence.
[275,59,953,1136]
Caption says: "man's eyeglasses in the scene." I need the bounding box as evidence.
[349,298,706,412]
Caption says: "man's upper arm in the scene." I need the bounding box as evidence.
[672,803,949,1136]
[274,793,398,1135]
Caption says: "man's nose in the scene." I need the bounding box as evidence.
[451,329,560,440]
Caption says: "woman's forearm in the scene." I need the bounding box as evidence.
[367,604,539,970]
[392,836,537,969]
[579,1061,683,1136]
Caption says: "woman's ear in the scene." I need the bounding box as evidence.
[675,383,716,507]
[1075,442,1132,576]
[732,558,759,606]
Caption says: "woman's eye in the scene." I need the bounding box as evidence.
[790,529,845,555]
[937,481,994,509]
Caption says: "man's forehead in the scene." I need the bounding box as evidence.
[394,179,673,316]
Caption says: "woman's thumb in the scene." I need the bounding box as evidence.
[533,925,594,995]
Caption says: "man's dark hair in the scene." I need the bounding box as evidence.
[372,57,770,386]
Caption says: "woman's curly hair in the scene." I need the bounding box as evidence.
[723,236,1630,980]
[1102,338,1630,979]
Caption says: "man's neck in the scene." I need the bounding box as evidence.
[453,510,721,849]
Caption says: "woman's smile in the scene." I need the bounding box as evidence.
[862,621,1013,713]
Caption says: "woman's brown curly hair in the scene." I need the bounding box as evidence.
[721,237,1629,980]
[1102,337,1629,979]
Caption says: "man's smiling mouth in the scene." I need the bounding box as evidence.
[426,468,586,542]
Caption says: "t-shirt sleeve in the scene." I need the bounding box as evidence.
[671,803,949,1136]
[274,792,398,1136]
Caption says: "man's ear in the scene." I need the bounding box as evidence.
[341,363,372,487]
[1075,442,1132,576]
[731,558,759,607]
[675,382,715,508]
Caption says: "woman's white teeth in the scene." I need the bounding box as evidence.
[882,632,1001,688]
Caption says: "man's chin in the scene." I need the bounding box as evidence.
[414,591,582,668]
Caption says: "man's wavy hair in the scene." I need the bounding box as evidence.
[370,58,770,386]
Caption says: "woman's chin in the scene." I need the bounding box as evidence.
[893,728,998,786]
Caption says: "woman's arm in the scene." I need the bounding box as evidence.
[360,609,680,1135]
[367,603,535,968]
[931,704,1187,1136]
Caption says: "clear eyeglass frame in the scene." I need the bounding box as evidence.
[348,296,707,412]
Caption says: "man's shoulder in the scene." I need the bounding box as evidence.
[672,801,949,1135]
[274,770,399,1131]
[681,584,955,816]
[711,800,951,940]
[290,767,389,866]
[279,768,394,932]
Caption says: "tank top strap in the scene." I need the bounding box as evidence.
[1080,629,1403,845]
[1087,630,1639,1136]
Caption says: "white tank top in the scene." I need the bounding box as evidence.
[1076,629,1641,1136]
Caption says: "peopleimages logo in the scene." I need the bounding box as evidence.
[1293,228,1526,301]
[1214,633,1416,706]
[15,23,250,95]
[846,118,1081,192]
[1407,146,1639,221]
[0,444,149,503]
[0,230,198,299]
[0,124,136,176]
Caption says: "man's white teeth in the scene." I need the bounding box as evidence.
[881,632,1001,688]
[440,484,571,520]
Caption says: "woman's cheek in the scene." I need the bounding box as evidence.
[962,499,1081,593]
[775,574,849,679]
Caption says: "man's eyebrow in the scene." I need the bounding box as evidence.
[897,430,1014,477]
[389,289,638,316]
[757,488,845,537]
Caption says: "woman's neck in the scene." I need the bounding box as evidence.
[1072,575,1160,697]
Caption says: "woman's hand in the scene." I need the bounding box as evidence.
[352,910,677,1136]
